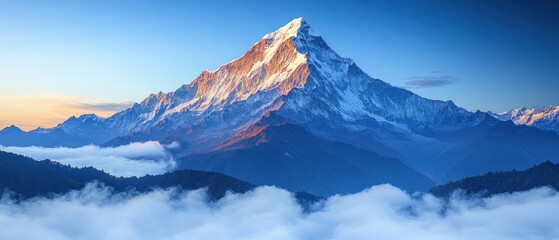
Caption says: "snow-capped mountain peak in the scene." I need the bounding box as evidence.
[13,17,492,152]
[262,17,320,41]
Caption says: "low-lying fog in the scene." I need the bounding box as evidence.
[1,143,557,239]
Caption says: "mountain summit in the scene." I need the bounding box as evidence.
[1,18,558,195]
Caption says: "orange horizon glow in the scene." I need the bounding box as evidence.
[0,93,133,131]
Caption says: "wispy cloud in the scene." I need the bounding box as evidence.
[0,93,133,130]
[0,184,557,239]
[404,72,456,89]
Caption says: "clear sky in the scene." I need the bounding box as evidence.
[1,0,558,130]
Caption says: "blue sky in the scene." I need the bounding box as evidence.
[1,0,558,129]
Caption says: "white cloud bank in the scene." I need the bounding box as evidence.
[0,142,177,177]
[0,184,558,240]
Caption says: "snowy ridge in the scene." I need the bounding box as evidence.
[491,105,559,132]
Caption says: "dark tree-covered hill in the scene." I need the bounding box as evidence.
[430,161,559,197]
[0,150,254,200]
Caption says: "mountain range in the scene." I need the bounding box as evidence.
[490,105,559,133]
[1,18,558,195]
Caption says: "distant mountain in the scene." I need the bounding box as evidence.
[490,105,559,133]
[0,150,254,200]
[1,18,559,194]
[0,125,85,147]
[430,161,559,197]
[0,114,112,147]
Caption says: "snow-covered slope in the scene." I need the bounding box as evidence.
[490,106,559,132]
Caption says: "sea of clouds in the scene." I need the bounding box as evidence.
[1,143,558,239]
[0,141,178,177]
[0,184,558,240]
